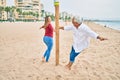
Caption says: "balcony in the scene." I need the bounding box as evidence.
[32,0,39,2]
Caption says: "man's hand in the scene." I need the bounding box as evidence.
[59,27,64,30]
[97,36,108,41]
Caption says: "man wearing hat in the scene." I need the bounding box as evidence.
[59,17,107,70]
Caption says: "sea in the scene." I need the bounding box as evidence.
[94,21,120,31]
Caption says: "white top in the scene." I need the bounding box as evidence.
[64,23,99,53]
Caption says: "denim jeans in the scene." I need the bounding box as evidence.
[43,36,53,62]
[70,46,80,63]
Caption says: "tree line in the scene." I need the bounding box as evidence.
[0,6,73,22]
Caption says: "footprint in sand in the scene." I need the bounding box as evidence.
[56,75,62,80]
[42,77,53,80]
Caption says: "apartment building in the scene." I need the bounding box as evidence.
[0,0,6,6]
[0,0,7,20]
[14,0,41,20]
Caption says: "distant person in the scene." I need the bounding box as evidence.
[104,25,106,27]
[40,16,54,62]
[59,17,107,70]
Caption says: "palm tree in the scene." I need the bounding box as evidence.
[0,6,4,12]
[30,12,39,20]
[4,6,11,20]
[41,10,44,18]
[16,8,22,15]
[10,6,16,16]
[29,11,33,16]
[50,14,55,21]
[32,12,36,20]
[0,6,4,20]
[22,12,27,21]
[22,12,26,16]
[9,6,16,21]
[36,13,39,18]
[16,8,23,20]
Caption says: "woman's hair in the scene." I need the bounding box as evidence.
[43,16,50,28]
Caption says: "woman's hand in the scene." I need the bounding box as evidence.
[40,26,44,29]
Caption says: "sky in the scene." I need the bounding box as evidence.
[7,0,120,20]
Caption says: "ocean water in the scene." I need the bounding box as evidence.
[95,21,120,30]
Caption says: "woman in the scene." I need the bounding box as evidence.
[40,16,54,62]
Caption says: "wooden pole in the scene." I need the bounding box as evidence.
[54,1,59,65]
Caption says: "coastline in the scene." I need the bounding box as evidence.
[92,21,120,31]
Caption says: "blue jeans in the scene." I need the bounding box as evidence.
[43,36,53,62]
[70,46,80,63]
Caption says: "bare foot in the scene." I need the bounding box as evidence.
[65,65,71,70]
[42,57,45,62]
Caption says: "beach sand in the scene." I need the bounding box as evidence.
[0,22,120,80]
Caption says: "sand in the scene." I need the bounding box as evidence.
[0,22,120,80]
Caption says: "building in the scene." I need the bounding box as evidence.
[14,0,41,20]
[0,0,7,20]
[0,0,6,6]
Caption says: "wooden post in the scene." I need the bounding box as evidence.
[54,0,59,66]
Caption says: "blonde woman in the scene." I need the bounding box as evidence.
[40,16,54,62]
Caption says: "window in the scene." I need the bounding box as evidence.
[18,0,23,2]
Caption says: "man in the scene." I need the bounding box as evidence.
[59,17,107,70]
